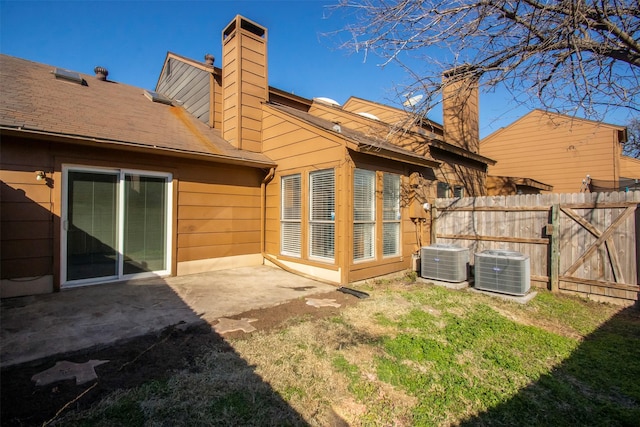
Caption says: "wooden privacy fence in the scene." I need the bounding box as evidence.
[432,191,639,304]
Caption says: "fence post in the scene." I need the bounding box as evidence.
[550,203,559,292]
[431,205,438,244]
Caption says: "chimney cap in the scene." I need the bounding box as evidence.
[94,66,109,80]
[204,54,215,66]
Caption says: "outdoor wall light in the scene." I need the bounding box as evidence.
[35,170,46,181]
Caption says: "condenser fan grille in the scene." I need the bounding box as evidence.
[474,250,530,296]
[421,244,469,283]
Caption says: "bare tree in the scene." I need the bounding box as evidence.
[623,117,640,158]
[331,0,639,118]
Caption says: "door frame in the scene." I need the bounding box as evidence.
[61,164,173,288]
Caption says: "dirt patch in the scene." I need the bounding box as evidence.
[1,290,360,426]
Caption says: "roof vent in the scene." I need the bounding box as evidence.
[144,90,173,105]
[53,68,85,85]
[94,66,108,81]
[204,54,215,66]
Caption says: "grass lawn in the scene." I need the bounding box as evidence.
[61,273,640,426]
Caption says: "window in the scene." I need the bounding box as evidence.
[453,185,465,198]
[383,173,401,256]
[353,169,375,261]
[281,174,301,257]
[437,181,450,198]
[309,169,335,260]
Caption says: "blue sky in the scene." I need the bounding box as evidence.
[0,0,633,138]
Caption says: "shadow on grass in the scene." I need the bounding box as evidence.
[459,305,640,426]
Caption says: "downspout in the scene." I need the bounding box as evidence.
[261,167,276,256]
[260,167,339,286]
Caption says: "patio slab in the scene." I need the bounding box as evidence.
[0,265,336,368]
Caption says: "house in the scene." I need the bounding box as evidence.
[481,109,640,194]
[0,15,493,298]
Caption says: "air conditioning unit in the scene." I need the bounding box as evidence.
[421,244,469,282]
[474,250,530,296]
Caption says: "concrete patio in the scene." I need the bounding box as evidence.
[1,265,337,368]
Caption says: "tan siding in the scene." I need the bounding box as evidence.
[342,98,411,125]
[221,16,267,152]
[1,135,265,294]
[179,192,257,207]
[178,242,260,262]
[177,231,258,248]
[178,206,260,220]
[481,111,621,193]
[178,219,261,233]
[262,106,345,267]
[349,258,411,282]
[442,77,480,153]
[1,138,55,281]
[262,108,345,173]
[620,156,640,178]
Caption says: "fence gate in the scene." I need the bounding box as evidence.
[553,194,639,301]
[433,191,639,304]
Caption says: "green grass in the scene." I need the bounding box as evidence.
[60,279,639,426]
[377,304,580,424]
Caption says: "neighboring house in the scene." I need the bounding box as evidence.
[1,15,493,297]
[481,109,640,194]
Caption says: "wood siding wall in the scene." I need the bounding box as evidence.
[177,165,263,263]
[442,77,480,153]
[342,97,445,138]
[1,139,55,285]
[481,111,620,193]
[433,191,639,304]
[343,97,405,123]
[222,17,268,153]
[262,106,346,279]
[620,155,640,179]
[309,102,388,135]
[156,58,211,124]
[262,106,427,283]
[1,136,264,296]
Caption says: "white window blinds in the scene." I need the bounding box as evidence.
[309,169,335,260]
[353,169,375,261]
[383,173,400,256]
[281,174,301,256]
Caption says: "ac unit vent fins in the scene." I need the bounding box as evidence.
[474,250,530,296]
[420,244,469,283]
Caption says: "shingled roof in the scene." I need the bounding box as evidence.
[0,54,274,167]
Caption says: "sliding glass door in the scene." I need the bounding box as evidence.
[63,167,172,286]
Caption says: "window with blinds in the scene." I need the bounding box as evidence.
[383,173,401,257]
[309,169,335,260]
[281,174,301,257]
[353,169,375,261]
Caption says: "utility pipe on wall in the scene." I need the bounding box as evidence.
[260,167,276,256]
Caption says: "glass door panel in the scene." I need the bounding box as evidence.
[123,174,167,275]
[66,171,118,281]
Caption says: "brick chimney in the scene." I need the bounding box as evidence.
[442,66,480,153]
[221,15,268,152]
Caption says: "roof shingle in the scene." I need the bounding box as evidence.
[0,54,274,167]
